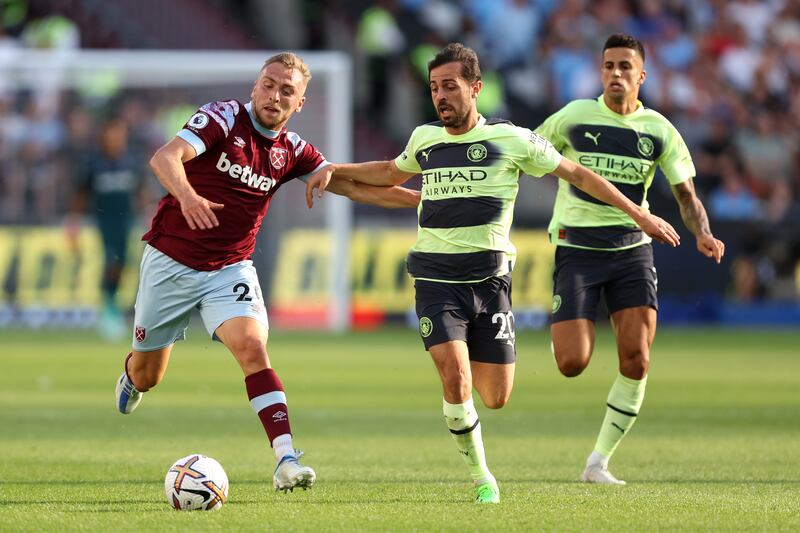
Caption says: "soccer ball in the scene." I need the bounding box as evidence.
[164,454,229,511]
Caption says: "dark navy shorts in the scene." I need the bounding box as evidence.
[551,244,658,324]
[414,274,515,364]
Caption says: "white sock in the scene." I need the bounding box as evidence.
[272,433,293,461]
[443,397,494,484]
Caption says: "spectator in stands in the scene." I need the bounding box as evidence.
[481,0,540,71]
[20,11,79,116]
[0,95,26,223]
[719,23,762,93]
[727,0,780,46]
[19,96,63,223]
[546,32,600,106]
[655,17,697,71]
[735,111,796,197]
[357,0,406,118]
[694,116,735,195]
[708,157,763,222]
[730,255,764,302]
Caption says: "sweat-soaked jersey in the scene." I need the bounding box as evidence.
[142,99,328,270]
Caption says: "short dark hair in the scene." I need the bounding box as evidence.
[603,33,645,63]
[427,42,481,83]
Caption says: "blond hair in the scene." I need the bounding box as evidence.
[262,52,312,84]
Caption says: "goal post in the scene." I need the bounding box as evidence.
[1,49,352,331]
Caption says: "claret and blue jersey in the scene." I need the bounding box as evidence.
[142,99,328,271]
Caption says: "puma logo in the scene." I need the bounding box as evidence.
[421,148,432,162]
[584,131,601,145]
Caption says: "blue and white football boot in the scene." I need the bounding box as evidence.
[273,450,316,492]
[115,353,143,414]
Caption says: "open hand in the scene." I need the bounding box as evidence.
[637,213,681,247]
[180,193,224,230]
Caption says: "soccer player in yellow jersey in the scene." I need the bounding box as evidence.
[535,34,725,484]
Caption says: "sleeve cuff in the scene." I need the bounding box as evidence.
[176,129,206,157]
[295,161,331,184]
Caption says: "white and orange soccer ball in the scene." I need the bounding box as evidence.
[164,454,229,511]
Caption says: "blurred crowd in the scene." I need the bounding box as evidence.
[0,5,167,228]
[1,0,799,303]
[346,0,800,222]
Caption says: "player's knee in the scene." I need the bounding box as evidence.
[481,392,509,410]
[555,353,589,377]
[440,367,471,401]
[231,334,266,358]
[229,335,268,372]
[557,362,585,378]
[620,350,649,379]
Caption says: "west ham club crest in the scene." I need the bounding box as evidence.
[270,147,288,169]
[134,326,146,342]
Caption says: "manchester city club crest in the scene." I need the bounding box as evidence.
[270,146,288,169]
[637,136,654,157]
[419,317,433,338]
[467,143,487,162]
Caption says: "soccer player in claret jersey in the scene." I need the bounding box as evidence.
[114,52,419,493]
[535,34,725,485]
[322,43,680,503]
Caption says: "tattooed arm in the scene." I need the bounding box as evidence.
[671,179,725,263]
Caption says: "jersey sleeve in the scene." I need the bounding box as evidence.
[287,138,329,183]
[534,106,568,152]
[658,123,695,185]
[394,127,423,174]
[176,100,240,157]
[518,127,562,178]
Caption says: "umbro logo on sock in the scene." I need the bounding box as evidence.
[272,411,287,422]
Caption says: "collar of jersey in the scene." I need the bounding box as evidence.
[597,95,644,119]
[245,101,281,139]
[441,114,487,139]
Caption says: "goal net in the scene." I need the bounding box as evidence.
[0,49,352,331]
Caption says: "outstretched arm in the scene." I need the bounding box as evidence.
[552,157,681,247]
[671,179,725,263]
[326,177,420,208]
[334,160,416,186]
[306,160,417,207]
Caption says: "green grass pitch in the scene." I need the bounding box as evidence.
[1,326,798,531]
